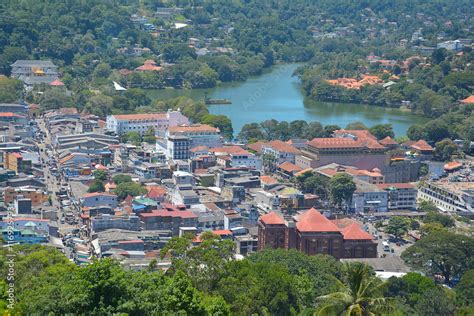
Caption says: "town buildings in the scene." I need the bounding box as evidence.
[10,60,59,88]
[418,181,474,213]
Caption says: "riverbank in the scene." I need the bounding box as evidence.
[146,63,428,136]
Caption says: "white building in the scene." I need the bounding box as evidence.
[162,124,222,160]
[262,140,300,165]
[210,146,262,170]
[351,179,389,213]
[437,40,463,52]
[106,110,189,136]
[418,182,474,213]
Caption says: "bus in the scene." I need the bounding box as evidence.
[382,241,390,252]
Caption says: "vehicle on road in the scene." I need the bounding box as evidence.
[382,241,390,252]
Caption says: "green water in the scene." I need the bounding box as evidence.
[147,63,428,136]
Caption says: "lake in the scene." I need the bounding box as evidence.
[146,63,428,136]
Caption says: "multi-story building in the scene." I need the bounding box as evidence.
[296,130,387,170]
[4,187,48,206]
[376,183,417,210]
[351,179,389,213]
[91,214,140,232]
[162,124,222,160]
[3,152,32,174]
[0,113,27,125]
[418,181,474,213]
[82,192,118,209]
[262,140,300,165]
[106,110,189,136]
[10,60,59,87]
[317,164,385,184]
[139,204,198,235]
[210,146,262,170]
[258,208,377,259]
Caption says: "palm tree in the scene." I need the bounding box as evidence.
[315,263,392,316]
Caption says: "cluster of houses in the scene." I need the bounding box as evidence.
[1,56,473,268]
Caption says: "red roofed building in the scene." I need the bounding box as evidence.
[262,140,300,165]
[135,60,162,72]
[257,208,377,259]
[296,130,388,171]
[460,95,474,104]
[277,161,303,178]
[139,205,198,235]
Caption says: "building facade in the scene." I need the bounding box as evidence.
[258,209,377,259]
[106,110,189,136]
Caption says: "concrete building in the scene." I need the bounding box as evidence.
[296,130,387,170]
[139,204,198,235]
[210,146,262,170]
[376,183,417,210]
[163,124,222,160]
[418,181,474,213]
[82,192,118,209]
[351,179,389,213]
[258,209,377,259]
[4,186,48,206]
[262,140,300,165]
[106,111,188,136]
[3,152,32,174]
[91,214,140,232]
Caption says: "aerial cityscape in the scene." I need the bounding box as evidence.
[0,0,473,315]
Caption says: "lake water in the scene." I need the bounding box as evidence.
[147,63,428,136]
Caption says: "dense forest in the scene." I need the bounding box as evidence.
[1,230,474,315]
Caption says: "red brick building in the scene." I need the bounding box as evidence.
[258,208,377,259]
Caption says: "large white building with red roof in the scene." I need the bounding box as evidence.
[106,110,189,136]
[258,208,377,259]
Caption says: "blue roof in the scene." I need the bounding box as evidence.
[132,204,146,211]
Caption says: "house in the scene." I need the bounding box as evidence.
[276,161,303,178]
[460,95,474,105]
[258,208,377,259]
[417,181,474,213]
[3,152,32,174]
[82,192,118,209]
[4,186,48,206]
[135,60,162,72]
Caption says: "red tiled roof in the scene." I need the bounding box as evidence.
[260,211,285,225]
[295,208,340,232]
[331,218,359,229]
[210,145,250,156]
[460,95,474,104]
[294,168,313,177]
[260,175,278,185]
[444,161,463,171]
[169,124,219,134]
[146,186,167,198]
[0,112,25,118]
[278,161,303,173]
[308,138,364,149]
[333,129,377,140]
[341,223,373,240]
[112,113,166,120]
[264,140,300,154]
[139,209,197,219]
[212,229,232,235]
[376,183,416,190]
[411,139,433,152]
[50,79,64,86]
[247,141,266,153]
[118,239,144,244]
[379,136,398,146]
[190,146,209,153]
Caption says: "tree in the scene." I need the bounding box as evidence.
[402,231,474,284]
[434,138,459,161]
[238,123,265,141]
[329,173,356,209]
[414,287,456,316]
[385,272,437,308]
[143,127,156,144]
[303,175,329,197]
[39,89,73,110]
[369,124,395,140]
[114,181,147,199]
[112,174,132,185]
[407,125,425,141]
[315,263,391,315]
[0,76,23,103]
[424,211,455,228]
[346,121,368,130]
[123,131,142,146]
[456,269,474,307]
[323,125,341,137]
[385,216,409,239]
[93,170,107,181]
[87,180,104,193]
[201,114,233,140]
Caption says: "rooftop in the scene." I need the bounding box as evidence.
[260,211,285,225]
[264,140,300,154]
[169,124,219,134]
[111,113,167,120]
[295,208,340,232]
